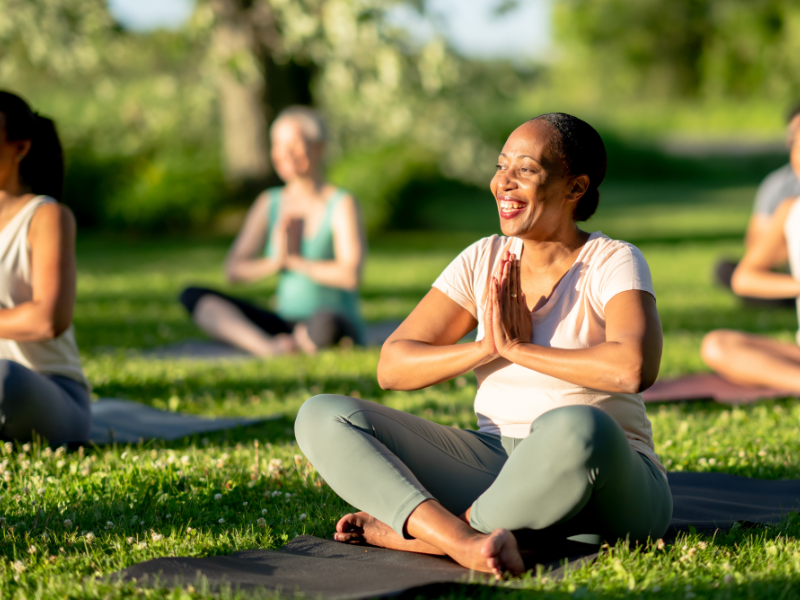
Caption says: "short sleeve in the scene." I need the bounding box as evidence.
[431,239,485,318]
[753,166,800,216]
[596,244,655,307]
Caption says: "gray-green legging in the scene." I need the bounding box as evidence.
[295,395,672,544]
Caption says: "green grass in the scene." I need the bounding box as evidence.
[4,180,800,598]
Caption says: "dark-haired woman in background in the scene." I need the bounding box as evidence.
[295,114,671,576]
[0,91,91,444]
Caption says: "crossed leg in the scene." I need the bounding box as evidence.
[295,395,671,578]
[701,329,800,392]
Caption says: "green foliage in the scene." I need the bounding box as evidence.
[553,0,800,102]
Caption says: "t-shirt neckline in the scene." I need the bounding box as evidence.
[509,231,603,318]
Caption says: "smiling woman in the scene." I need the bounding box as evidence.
[295,113,671,578]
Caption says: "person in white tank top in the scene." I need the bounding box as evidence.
[0,91,91,445]
[701,115,800,392]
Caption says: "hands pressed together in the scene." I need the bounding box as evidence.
[479,250,533,361]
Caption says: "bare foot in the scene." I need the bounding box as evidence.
[480,529,525,578]
[334,512,444,555]
[254,333,297,357]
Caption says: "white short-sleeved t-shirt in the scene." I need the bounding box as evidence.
[433,232,664,476]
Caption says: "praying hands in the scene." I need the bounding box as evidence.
[481,250,533,360]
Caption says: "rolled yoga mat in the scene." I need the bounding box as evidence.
[113,472,800,599]
[642,373,794,405]
[89,399,276,445]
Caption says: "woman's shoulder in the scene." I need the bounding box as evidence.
[582,232,649,272]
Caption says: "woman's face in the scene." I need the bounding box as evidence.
[270,119,321,182]
[490,120,585,239]
[0,113,31,193]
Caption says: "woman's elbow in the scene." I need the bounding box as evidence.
[616,364,645,394]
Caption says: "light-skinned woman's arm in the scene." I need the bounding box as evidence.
[0,202,76,341]
[225,192,285,283]
[491,256,662,394]
[284,195,364,290]
[731,198,800,299]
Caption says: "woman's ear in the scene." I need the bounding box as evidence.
[566,174,589,204]
[13,139,32,163]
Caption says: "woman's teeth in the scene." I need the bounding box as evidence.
[500,201,525,210]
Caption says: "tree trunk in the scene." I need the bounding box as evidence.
[210,0,271,191]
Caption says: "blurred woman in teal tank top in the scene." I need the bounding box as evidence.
[179,107,366,356]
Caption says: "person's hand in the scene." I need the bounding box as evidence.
[271,214,289,269]
[491,252,532,358]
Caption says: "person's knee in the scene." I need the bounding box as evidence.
[701,329,742,367]
[305,311,350,349]
[179,286,213,314]
[530,406,626,470]
[294,394,364,452]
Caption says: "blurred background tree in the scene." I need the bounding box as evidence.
[1,0,797,234]
[553,0,800,101]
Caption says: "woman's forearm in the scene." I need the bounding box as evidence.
[731,269,800,299]
[0,302,66,341]
[378,340,494,391]
[225,258,283,283]
[286,257,359,290]
[503,342,650,394]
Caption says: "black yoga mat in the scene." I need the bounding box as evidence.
[113,472,800,599]
[90,399,276,444]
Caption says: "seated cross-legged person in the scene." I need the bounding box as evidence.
[0,91,91,445]
[180,106,366,356]
[295,114,672,577]
[701,124,800,393]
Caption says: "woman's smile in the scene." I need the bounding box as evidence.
[497,195,528,220]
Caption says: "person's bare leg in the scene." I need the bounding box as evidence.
[701,329,800,391]
[193,295,296,356]
[334,501,523,578]
[406,500,524,577]
[334,512,444,555]
[293,323,319,355]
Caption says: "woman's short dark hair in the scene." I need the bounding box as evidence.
[0,90,64,201]
[530,113,607,222]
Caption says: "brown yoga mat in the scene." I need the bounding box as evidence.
[113,472,800,599]
[643,373,794,405]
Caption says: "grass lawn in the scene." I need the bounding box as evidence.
[4,181,800,598]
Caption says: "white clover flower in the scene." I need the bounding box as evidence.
[12,561,25,573]
[271,491,282,498]
[85,532,95,543]
[21,443,31,453]
[137,542,147,550]
[37,488,44,495]
[3,442,13,453]
[186,527,193,533]
[285,493,292,499]
[256,517,267,527]
[262,509,268,515]
[126,537,134,544]
[105,521,114,530]
[243,502,248,507]
[28,545,36,554]
[120,452,128,460]
[181,456,190,465]
[151,533,163,542]
[299,514,307,521]
[166,514,172,519]
[219,518,225,524]
[214,493,222,501]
